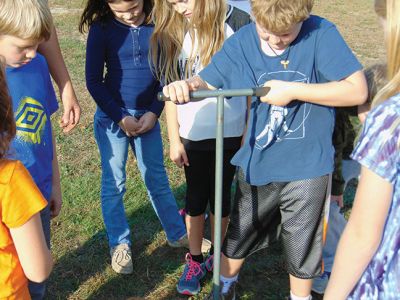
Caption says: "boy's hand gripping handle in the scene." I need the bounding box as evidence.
[157,86,270,102]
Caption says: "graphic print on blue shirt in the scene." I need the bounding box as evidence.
[255,70,311,149]
[6,54,58,199]
[15,97,48,144]
[200,16,363,185]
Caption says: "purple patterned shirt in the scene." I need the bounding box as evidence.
[349,94,400,299]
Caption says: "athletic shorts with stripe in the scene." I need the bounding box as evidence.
[222,169,330,279]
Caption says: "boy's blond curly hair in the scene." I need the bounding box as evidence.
[0,0,53,42]
[250,0,314,33]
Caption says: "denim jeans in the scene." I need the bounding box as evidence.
[94,108,186,248]
[312,159,361,293]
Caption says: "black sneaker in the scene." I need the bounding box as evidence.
[205,281,236,300]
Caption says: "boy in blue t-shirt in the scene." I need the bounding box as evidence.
[163,0,368,299]
[0,1,60,299]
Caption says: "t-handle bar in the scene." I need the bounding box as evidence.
[157,86,270,101]
[157,85,269,298]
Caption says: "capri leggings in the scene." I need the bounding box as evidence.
[183,148,238,217]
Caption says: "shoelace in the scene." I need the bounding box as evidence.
[184,253,202,280]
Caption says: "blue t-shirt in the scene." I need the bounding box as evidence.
[349,94,400,300]
[85,19,163,123]
[6,54,58,200]
[200,15,362,185]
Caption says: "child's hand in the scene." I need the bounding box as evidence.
[169,141,189,168]
[357,102,371,124]
[136,112,157,135]
[261,80,297,106]
[331,194,344,208]
[50,183,62,218]
[119,116,140,137]
[162,76,207,104]
[60,87,81,133]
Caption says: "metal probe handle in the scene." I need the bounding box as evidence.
[157,86,270,101]
[157,86,270,298]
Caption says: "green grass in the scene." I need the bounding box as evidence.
[46,0,382,299]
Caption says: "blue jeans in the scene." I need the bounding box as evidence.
[94,108,186,248]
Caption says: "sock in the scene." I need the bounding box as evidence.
[290,291,312,300]
[191,254,204,264]
[220,274,238,294]
[209,245,214,256]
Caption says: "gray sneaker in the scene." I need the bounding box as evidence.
[167,234,212,253]
[200,238,212,253]
[110,243,133,274]
[205,281,237,300]
[167,234,189,248]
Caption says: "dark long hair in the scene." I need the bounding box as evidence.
[0,60,15,160]
[79,0,153,33]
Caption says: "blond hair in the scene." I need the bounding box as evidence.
[0,0,53,41]
[150,0,226,84]
[250,0,313,33]
[372,0,400,107]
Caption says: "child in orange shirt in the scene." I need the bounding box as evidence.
[0,62,53,299]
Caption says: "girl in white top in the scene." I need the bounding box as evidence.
[151,0,251,296]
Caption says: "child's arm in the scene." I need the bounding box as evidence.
[10,213,53,283]
[261,70,368,107]
[38,25,81,133]
[50,130,62,218]
[324,166,393,300]
[85,24,130,129]
[165,102,188,167]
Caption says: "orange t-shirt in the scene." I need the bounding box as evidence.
[0,160,47,300]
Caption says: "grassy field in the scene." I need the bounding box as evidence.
[45,1,384,299]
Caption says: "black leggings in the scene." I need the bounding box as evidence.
[183,148,238,217]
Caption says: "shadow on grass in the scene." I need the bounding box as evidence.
[45,191,187,300]
[87,243,188,300]
[237,243,289,300]
[46,181,290,300]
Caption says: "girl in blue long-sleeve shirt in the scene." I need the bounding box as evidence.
[79,0,187,275]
